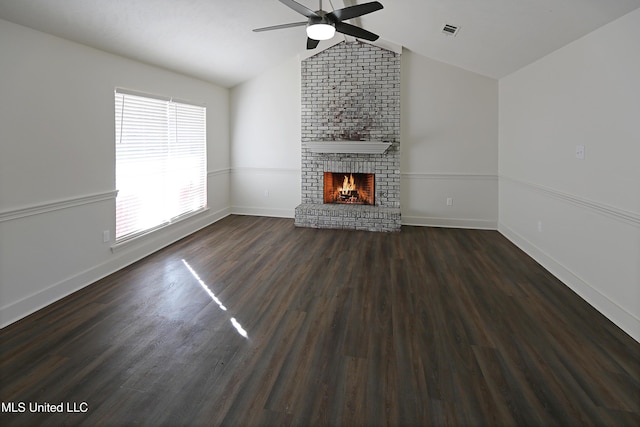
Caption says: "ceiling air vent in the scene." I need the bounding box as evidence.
[441,24,460,36]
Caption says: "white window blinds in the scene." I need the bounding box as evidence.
[115,89,207,242]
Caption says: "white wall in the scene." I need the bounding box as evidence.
[230,56,301,218]
[0,19,231,327]
[230,48,499,227]
[401,50,498,228]
[499,9,640,341]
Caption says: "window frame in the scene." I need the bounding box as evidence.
[114,88,207,245]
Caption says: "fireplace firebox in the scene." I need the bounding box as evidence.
[324,172,374,205]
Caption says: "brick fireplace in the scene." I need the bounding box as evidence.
[294,41,401,232]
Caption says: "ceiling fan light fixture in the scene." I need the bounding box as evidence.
[253,0,383,49]
[306,23,335,40]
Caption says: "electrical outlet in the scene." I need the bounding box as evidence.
[446,197,453,206]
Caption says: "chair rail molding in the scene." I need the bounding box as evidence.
[402,172,498,181]
[207,168,232,177]
[500,175,640,227]
[0,191,117,223]
[231,167,301,175]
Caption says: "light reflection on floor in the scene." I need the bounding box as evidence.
[230,317,249,338]
[181,259,248,339]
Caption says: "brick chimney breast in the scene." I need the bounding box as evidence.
[296,41,401,232]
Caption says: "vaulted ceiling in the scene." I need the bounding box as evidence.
[1,0,639,87]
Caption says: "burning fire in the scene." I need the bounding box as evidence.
[339,174,357,194]
[324,171,373,205]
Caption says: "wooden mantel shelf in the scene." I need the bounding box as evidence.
[305,140,392,154]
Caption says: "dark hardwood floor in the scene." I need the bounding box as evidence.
[1,215,638,426]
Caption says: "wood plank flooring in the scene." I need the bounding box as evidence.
[1,215,638,426]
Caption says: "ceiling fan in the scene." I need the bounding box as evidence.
[253,0,384,49]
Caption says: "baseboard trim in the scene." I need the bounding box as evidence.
[498,222,639,342]
[402,216,497,230]
[0,207,231,329]
[232,206,295,218]
[227,211,496,230]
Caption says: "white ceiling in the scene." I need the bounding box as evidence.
[1,0,639,87]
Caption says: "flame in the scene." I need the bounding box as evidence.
[339,174,356,194]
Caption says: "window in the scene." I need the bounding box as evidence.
[115,89,206,242]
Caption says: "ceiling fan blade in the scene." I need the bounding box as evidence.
[279,0,320,18]
[253,21,308,32]
[307,37,320,50]
[328,1,383,22]
[335,22,379,41]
